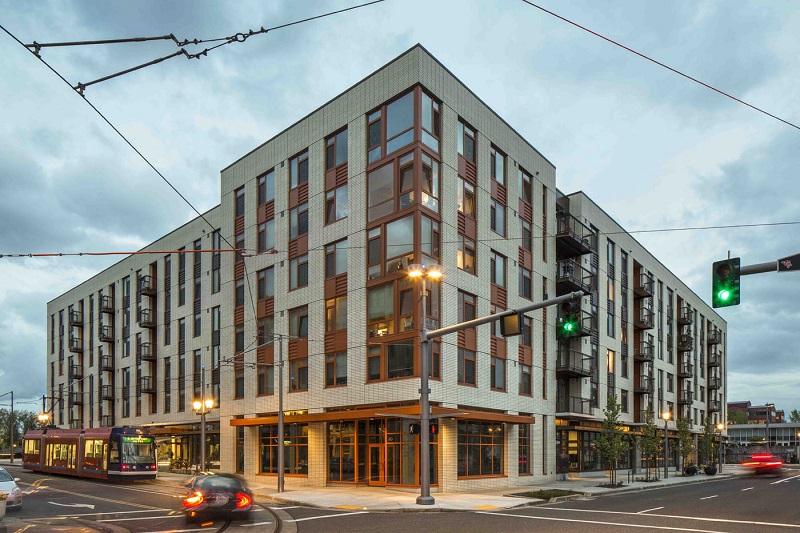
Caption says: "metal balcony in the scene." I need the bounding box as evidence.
[707,330,722,345]
[99,324,113,342]
[100,355,114,372]
[138,308,156,329]
[637,409,655,424]
[69,391,83,405]
[678,305,693,326]
[634,306,655,330]
[708,376,721,390]
[138,342,156,362]
[556,395,592,416]
[556,347,592,378]
[634,340,654,362]
[708,400,721,412]
[139,376,156,394]
[555,258,592,296]
[68,336,83,353]
[634,272,654,298]
[677,334,694,352]
[678,390,693,405]
[100,295,114,314]
[708,351,722,367]
[100,384,114,401]
[69,310,83,327]
[139,275,156,296]
[69,364,83,380]
[555,211,595,258]
[678,362,694,378]
[69,419,82,429]
[635,375,654,394]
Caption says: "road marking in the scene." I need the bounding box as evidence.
[99,515,181,522]
[741,487,754,491]
[32,484,165,510]
[477,511,731,532]
[535,507,800,528]
[271,505,301,509]
[53,509,172,517]
[240,522,274,527]
[637,507,664,514]
[49,501,96,509]
[700,495,718,500]
[772,474,800,484]
[141,529,208,533]
[287,511,370,522]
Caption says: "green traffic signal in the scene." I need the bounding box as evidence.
[712,258,740,308]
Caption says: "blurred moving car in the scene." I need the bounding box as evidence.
[0,467,23,510]
[741,453,783,474]
[182,473,253,522]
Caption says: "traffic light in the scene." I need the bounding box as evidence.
[712,258,740,308]
[557,298,581,338]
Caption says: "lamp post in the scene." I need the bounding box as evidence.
[192,366,215,473]
[662,411,671,479]
[407,263,442,506]
[764,403,774,452]
[0,391,13,463]
[716,423,724,473]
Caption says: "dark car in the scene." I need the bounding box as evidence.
[741,453,783,474]
[182,473,254,522]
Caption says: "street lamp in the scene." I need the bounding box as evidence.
[716,423,724,473]
[407,263,442,506]
[37,413,50,427]
[662,411,671,479]
[764,403,774,452]
[192,366,215,473]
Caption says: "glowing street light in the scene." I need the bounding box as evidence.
[662,411,671,479]
[192,366,215,473]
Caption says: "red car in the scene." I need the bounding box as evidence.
[741,453,783,474]
[182,473,254,523]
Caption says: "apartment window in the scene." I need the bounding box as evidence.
[457,421,504,476]
[521,316,533,348]
[667,373,674,393]
[519,424,531,475]
[258,219,275,252]
[325,185,349,225]
[621,390,629,413]
[193,310,201,337]
[290,203,309,239]
[387,339,414,379]
[518,168,532,204]
[457,178,475,217]
[421,153,440,211]
[458,348,476,385]
[384,214,414,272]
[289,306,309,339]
[457,235,476,274]
[520,219,532,252]
[164,357,171,413]
[490,199,505,236]
[178,353,186,411]
[490,251,506,287]
[290,150,309,189]
[234,187,245,217]
[325,296,347,332]
[235,233,244,263]
[542,185,548,262]
[257,267,274,300]
[235,279,245,306]
[367,283,395,337]
[257,364,274,396]
[367,346,381,381]
[235,325,244,353]
[257,317,274,346]
[289,358,308,391]
[421,91,440,152]
[122,368,130,418]
[519,364,532,396]
[367,152,414,222]
[211,230,221,294]
[421,216,440,260]
[325,351,347,387]
[289,255,309,290]
[325,239,348,278]
[490,146,506,187]
[458,290,477,321]
[326,128,348,170]
[456,120,476,162]
[519,267,532,299]
[491,356,506,391]
[257,169,275,205]
[235,367,244,399]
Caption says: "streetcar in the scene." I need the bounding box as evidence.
[23,426,157,481]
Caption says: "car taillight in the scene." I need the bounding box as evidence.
[235,492,252,509]
[121,464,129,471]
[183,491,205,508]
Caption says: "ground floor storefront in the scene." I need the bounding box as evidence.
[146,422,220,472]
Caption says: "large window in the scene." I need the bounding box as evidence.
[491,356,506,391]
[421,215,440,261]
[290,150,309,189]
[368,90,414,163]
[457,178,475,217]
[490,147,506,187]
[258,169,275,204]
[385,214,414,273]
[456,120,476,162]
[518,167,532,205]
[257,363,274,396]
[234,187,245,217]
[458,421,504,477]
[387,339,414,379]
[325,185,349,224]
[290,358,308,391]
[327,421,356,482]
[457,235,476,274]
[260,423,308,475]
[458,348,476,385]
[325,239,348,278]
[258,219,275,252]
[325,296,347,332]
[519,364,532,396]
[289,306,308,339]
[289,255,309,290]
[490,251,506,287]
[367,153,414,222]
[257,316,274,346]
[367,284,394,337]
[421,153,439,211]
[490,199,505,236]
[257,267,274,300]
[519,267,532,299]
[325,351,347,387]
[290,202,309,239]
[235,279,244,306]
[421,91,440,152]
[326,129,348,170]
[519,424,531,475]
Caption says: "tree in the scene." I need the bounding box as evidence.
[0,408,40,451]
[676,416,695,473]
[698,417,715,466]
[640,411,662,480]
[789,409,800,424]
[595,395,630,486]
[728,409,748,425]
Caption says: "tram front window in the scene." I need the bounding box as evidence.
[122,436,156,466]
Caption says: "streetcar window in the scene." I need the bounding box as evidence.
[24,439,40,455]
[122,436,155,463]
[109,440,120,464]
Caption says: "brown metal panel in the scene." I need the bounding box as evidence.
[234,305,244,325]
[491,336,507,358]
[336,164,348,187]
[491,285,507,308]
[257,297,274,318]
[464,159,477,185]
[459,328,477,350]
[234,215,245,235]
[335,274,348,296]
[289,339,308,359]
[257,203,267,224]
[325,167,337,190]
[324,277,337,299]
[460,213,476,240]
[289,187,299,208]
[298,182,309,204]
[257,345,274,365]
[519,345,532,366]
[519,248,532,270]
[519,199,532,222]
[234,261,245,280]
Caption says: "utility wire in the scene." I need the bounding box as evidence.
[519,0,800,131]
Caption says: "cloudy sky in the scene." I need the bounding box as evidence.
[1,1,798,416]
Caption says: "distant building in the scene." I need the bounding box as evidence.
[728,401,784,424]
[46,45,727,490]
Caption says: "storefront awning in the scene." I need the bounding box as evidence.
[230,405,534,427]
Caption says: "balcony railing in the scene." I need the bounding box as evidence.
[677,334,694,352]
[139,342,156,362]
[679,362,694,378]
[637,409,655,424]
[555,258,592,295]
[138,309,156,329]
[68,336,83,353]
[100,414,113,427]
[556,347,592,377]
[555,211,595,258]
[99,324,113,342]
[678,305,693,325]
[69,419,82,429]
[678,390,693,404]
[556,395,592,415]
[708,400,721,412]
[634,306,655,329]
[100,384,114,400]
[69,364,83,380]
[139,376,156,394]
[139,275,156,296]
[708,376,721,390]
[100,295,114,314]
[707,330,722,345]
[100,355,114,372]
[69,391,83,405]
[69,310,83,327]
[634,340,654,362]
[634,272,654,298]
[708,351,722,367]
[635,375,654,394]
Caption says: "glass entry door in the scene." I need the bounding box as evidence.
[368,444,385,486]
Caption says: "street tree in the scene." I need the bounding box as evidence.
[699,417,715,466]
[0,408,39,451]
[640,411,661,480]
[595,395,630,486]
[676,417,695,473]
[728,409,748,425]
[789,409,800,424]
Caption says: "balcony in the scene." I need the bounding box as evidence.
[678,305,693,326]
[100,414,113,427]
[555,258,592,296]
[69,419,82,429]
[100,295,114,314]
[139,376,156,394]
[69,310,83,327]
[68,336,83,353]
[138,275,156,296]
[69,364,83,380]
[634,306,655,330]
[556,347,592,378]
[708,375,721,390]
[100,384,114,401]
[634,272,654,298]
[635,375,655,394]
[677,334,694,352]
[678,362,694,378]
[708,400,721,412]
[556,395,592,416]
[138,308,156,329]
[707,330,722,345]
[99,324,113,342]
[678,390,693,404]
[637,409,654,424]
[555,211,595,258]
[634,340,654,362]
[100,355,114,372]
[708,351,722,367]
[69,391,83,405]
[138,342,156,362]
